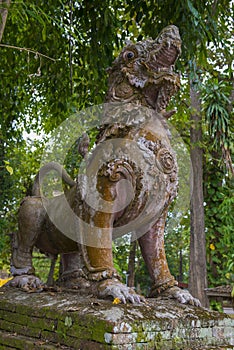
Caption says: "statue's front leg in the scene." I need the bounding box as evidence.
[85,207,143,303]
[138,210,201,306]
[83,174,144,303]
[138,210,177,294]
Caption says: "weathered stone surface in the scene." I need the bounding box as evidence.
[0,286,234,349]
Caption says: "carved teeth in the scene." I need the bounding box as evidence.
[158,67,171,72]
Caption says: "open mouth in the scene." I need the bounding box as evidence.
[146,43,180,74]
[145,25,181,75]
[142,26,181,110]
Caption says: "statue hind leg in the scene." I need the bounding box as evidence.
[9,197,45,290]
[57,251,92,291]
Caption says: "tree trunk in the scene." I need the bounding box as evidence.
[189,82,209,308]
[179,248,183,283]
[0,0,11,42]
[127,240,136,288]
[226,73,234,174]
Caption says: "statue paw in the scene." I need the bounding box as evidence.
[98,279,145,304]
[7,275,44,292]
[160,286,201,307]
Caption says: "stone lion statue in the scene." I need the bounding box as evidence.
[9,25,200,306]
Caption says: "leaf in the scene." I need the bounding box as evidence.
[42,25,47,41]
[6,165,13,175]
[64,316,72,327]
[187,0,200,19]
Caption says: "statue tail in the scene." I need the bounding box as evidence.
[32,161,76,196]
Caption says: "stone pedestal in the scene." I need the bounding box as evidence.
[0,286,233,349]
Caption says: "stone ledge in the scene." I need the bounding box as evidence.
[0,286,234,349]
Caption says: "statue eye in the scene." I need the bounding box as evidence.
[123,51,135,60]
[127,52,134,59]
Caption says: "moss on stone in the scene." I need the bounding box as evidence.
[0,287,234,349]
[154,332,163,349]
[0,309,29,325]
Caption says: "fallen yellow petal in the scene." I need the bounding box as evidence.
[209,243,215,251]
[0,277,13,288]
[112,297,121,305]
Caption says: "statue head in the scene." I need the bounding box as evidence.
[106,25,181,112]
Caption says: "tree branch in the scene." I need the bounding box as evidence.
[0,43,57,61]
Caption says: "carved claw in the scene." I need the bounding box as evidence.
[7,275,44,292]
[98,279,145,304]
[159,286,201,307]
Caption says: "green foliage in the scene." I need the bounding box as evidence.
[113,237,151,295]
[0,1,233,295]
[32,251,60,283]
[165,214,190,283]
[203,79,233,172]
[209,300,223,313]
[205,165,234,286]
